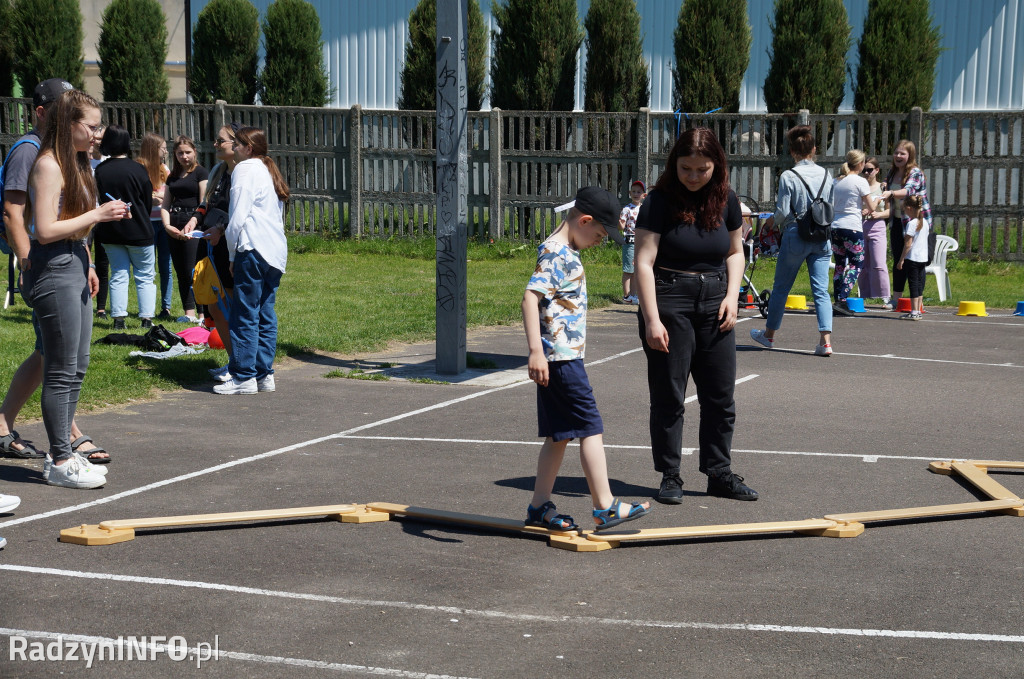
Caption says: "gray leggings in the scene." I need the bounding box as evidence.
[22,239,92,461]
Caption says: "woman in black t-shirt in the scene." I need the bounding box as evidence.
[160,135,208,323]
[634,127,757,506]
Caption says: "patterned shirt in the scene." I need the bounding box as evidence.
[526,241,588,361]
[620,202,641,237]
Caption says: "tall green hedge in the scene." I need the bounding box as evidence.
[12,0,85,94]
[398,0,487,111]
[490,0,582,111]
[763,0,850,113]
[854,0,942,112]
[98,0,169,102]
[190,0,259,104]
[672,0,750,114]
[583,0,648,112]
[259,0,331,107]
[0,0,14,97]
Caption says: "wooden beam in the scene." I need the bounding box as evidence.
[585,518,838,543]
[825,498,1022,524]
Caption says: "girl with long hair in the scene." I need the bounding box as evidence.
[214,126,289,395]
[858,156,891,306]
[635,127,757,505]
[160,135,208,323]
[22,90,127,488]
[831,149,879,314]
[880,140,932,308]
[138,132,173,318]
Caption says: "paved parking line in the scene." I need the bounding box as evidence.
[1,566,1021,644]
[335,435,950,464]
[0,626,477,678]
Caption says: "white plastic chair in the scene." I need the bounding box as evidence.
[926,234,959,302]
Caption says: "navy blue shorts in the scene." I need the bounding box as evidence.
[536,359,604,442]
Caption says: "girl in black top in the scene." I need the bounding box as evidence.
[634,127,757,505]
[160,135,208,322]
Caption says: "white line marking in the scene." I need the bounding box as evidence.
[831,351,1021,368]
[0,627,477,678]
[920,317,1024,327]
[0,566,1020,644]
[585,347,642,366]
[335,435,963,464]
[0,381,528,530]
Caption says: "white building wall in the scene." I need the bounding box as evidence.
[191,0,1024,111]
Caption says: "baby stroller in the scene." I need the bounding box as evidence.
[737,195,779,319]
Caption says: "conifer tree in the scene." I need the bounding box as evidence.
[854,0,942,112]
[12,0,85,93]
[190,0,259,104]
[672,0,750,114]
[490,0,582,111]
[259,0,331,107]
[398,0,487,110]
[0,0,14,96]
[583,0,648,112]
[98,0,169,102]
[763,0,850,113]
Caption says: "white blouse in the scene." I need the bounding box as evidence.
[227,158,288,273]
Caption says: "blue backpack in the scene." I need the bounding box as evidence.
[0,138,41,255]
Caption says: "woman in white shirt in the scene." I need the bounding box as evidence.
[214,127,290,395]
[831,149,878,315]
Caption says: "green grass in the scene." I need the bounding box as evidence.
[0,235,622,420]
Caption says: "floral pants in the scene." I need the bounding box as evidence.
[831,227,865,302]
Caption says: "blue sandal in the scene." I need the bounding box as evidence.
[593,498,651,530]
[526,501,578,531]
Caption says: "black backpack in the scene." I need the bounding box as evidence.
[787,169,834,242]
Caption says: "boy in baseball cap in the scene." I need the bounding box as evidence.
[521,186,651,532]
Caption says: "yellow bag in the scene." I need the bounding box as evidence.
[192,256,224,305]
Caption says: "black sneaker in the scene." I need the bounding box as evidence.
[96,310,108,320]
[156,309,173,321]
[832,301,855,317]
[141,318,153,329]
[707,471,758,501]
[113,317,126,331]
[656,472,684,504]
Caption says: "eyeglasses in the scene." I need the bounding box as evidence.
[78,120,103,134]
[862,167,877,174]
[215,137,234,146]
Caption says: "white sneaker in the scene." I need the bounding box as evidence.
[0,536,6,549]
[627,295,639,305]
[814,343,833,357]
[47,456,106,489]
[750,328,774,349]
[44,453,108,480]
[208,364,229,378]
[257,374,275,392]
[213,369,233,383]
[214,377,257,395]
[0,493,21,513]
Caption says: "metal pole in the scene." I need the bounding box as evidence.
[435,0,468,375]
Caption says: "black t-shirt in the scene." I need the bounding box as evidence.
[636,189,742,272]
[166,165,209,209]
[94,157,154,247]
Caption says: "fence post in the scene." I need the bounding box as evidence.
[489,107,502,240]
[798,109,810,126]
[637,107,650,187]
[349,104,362,238]
[213,100,226,140]
[909,106,923,153]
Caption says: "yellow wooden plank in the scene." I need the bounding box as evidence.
[585,518,837,542]
[366,502,580,536]
[98,504,359,531]
[825,499,1022,523]
[951,462,1023,501]
[955,460,1024,471]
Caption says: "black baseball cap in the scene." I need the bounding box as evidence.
[566,186,620,232]
[33,78,74,108]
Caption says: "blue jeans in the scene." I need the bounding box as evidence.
[151,219,173,311]
[228,249,282,381]
[104,243,157,318]
[21,240,92,461]
[765,227,833,333]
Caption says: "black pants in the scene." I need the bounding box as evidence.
[638,269,736,476]
[92,240,109,311]
[904,259,926,298]
[889,216,907,297]
[167,212,200,312]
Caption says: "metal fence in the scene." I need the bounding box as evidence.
[2,98,1021,260]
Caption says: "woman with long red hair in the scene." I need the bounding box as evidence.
[634,127,757,506]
